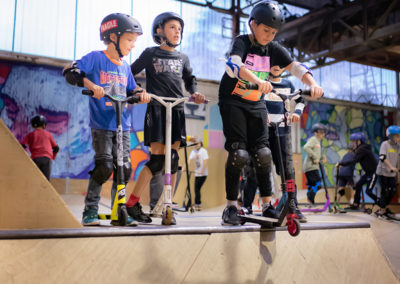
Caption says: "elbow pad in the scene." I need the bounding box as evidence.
[225,55,244,79]
[63,62,85,87]
[379,154,386,162]
[291,62,313,81]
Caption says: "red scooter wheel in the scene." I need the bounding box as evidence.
[287,218,301,237]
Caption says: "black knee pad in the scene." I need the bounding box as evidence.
[226,149,250,173]
[252,147,272,171]
[338,189,345,196]
[171,149,179,174]
[146,154,165,175]
[90,159,114,185]
[123,160,132,183]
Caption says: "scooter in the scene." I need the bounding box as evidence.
[301,162,333,213]
[149,95,208,225]
[82,87,141,226]
[238,85,315,236]
[333,165,346,213]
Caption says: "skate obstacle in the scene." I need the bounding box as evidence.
[0,222,398,284]
[0,119,81,229]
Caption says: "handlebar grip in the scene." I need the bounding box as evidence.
[188,96,209,104]
[127,95,141,104]
[300,89,311,96]
[82,90,94,96]
[245,83,258,90]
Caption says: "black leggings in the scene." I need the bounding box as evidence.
[378,175,397,208]
[33,156,51,180]
[194,176,207,205]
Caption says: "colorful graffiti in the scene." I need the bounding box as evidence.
[301,101,390,195]
[0,60,149,180]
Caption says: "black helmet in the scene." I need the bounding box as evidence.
[312,123,327,133]
[249,1,284,30]
[152,12,184,47]
[100,13,142,58]
[31,115,47,128]
[100,13,142,42]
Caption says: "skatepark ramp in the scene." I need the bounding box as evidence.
[0,223,398,284]
[0,119,81,229]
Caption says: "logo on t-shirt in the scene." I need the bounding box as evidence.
[153,58,183,75]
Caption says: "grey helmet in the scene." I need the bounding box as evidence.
[152,12,184,47]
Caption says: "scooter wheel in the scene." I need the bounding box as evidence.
[162,206,174,225]
[118,204,128,226]
[189,207,195,214]
[366,208,372,214]
[288,219,301,237]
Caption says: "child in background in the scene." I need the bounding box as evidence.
[189,141,209,210]
[375,125,400,217]
[303,123,327,204]
[21,115,59,180]
[63,13,150,226]
[335,145,356,206]
[338,132,377,209]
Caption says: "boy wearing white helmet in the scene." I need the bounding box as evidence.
[63,13,150,226]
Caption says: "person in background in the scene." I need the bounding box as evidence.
[189,141,209,210]
[21,115,59,180]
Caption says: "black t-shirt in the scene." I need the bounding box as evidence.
[131,47,197,110]
[219,35,293,110]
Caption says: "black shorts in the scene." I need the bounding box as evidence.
[219,103,269,151]
[305,169,321,186]
[337,176,354,187]
[144,103,187,147]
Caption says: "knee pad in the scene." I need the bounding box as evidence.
[171,149,179,174]
[338,189,345,196]
[123,160,132,183]
[146,154,165,175]
[312,182,321,193]
[252,147,272,171]
[90,159,114,185]
[227,149,250,173]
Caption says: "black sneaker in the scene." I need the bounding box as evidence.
[296,209,308,223]
[262,203,280,219]
[221,205,241,226]
[384,208,394,216]
[127,202,152,223]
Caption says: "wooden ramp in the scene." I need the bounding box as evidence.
[0,224,398,284]
[0,119,81,229]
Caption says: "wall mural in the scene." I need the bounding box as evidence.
[0,60,149,180]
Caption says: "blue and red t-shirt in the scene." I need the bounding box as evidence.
[22,129,57,160]
[76,51,137,131]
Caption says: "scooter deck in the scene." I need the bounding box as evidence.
[239,214,279,227]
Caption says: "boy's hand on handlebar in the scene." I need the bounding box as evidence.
[257,80,273,94]
[192,92,205,104]
[137,89,151,104]
[310,84,323,98]
[89,84,104,99]
[289,113,300,123]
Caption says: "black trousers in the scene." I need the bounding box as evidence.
[33,156,51,180]
[194,176,207,205]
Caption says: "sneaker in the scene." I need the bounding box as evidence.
[82,209,100,226]
[262,203,280,219]
[195,204,202,211]
[349,203,360,210]
[110,216,138,226]
[127,202,152,223]
[162,214,177,225]
[296,209,308,223]
[221,205,241,226]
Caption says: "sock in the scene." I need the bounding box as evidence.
[127,194,140,207]
[227,200,237,207]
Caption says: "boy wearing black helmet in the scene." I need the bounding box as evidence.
[125,12,205,225]
[219,1,323,225]
[303,123,327,204]
[63,13,151,226]
[21,115,59,180]
[338,132,378,209]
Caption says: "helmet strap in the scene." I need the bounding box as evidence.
[158,27,181,48]
[111,35,124,58]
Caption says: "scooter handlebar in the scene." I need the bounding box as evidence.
[244,83,318,98]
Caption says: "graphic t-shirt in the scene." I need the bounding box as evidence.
[76,51,137,131]
[376,140,400,177]
[22,129,57,160]
[189,147,209,177]
[219,35,293,110]
[131,47,197,110]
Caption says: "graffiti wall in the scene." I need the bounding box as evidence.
[0,60,149,180]
[301,101,393,199]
